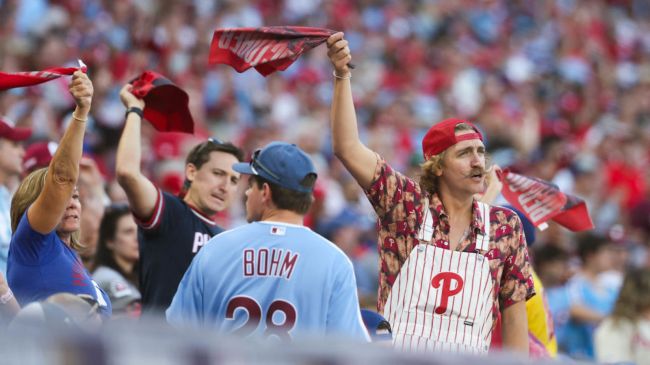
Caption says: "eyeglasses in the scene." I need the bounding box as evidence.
[250,148,280,181]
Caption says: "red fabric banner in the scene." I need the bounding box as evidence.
[499,169,594,232]
[209,26,335,76]
[0,60,87,90]
[129,70,194,134]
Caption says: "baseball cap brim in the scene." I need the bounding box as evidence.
[1,126,32,142]
[232,162,256,176]
[8,127,32,141]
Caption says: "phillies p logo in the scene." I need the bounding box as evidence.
[431,272,464,314]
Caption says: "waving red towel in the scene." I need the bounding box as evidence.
[0,60,87,90]
[499,169,594,232]
[129,70,194,134]
[209,26,335,76]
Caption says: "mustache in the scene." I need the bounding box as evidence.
[465,168,486,178]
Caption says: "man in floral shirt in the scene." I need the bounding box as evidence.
[327,32,534,355]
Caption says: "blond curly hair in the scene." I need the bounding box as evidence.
[418,122,488,194]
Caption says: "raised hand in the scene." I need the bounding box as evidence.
[119,84,145,109]
[326,32,352,78]
[68,71,93,114]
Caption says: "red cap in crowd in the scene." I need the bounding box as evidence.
[23,141,58,174]
[129,71,194,134]
[0,117,32,142]
[421,118,483,160]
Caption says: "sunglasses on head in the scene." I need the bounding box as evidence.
[194,137,225,157]
[250,148,280,181]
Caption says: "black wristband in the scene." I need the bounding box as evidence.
[125,106,144,119]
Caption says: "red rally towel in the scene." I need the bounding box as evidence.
[0,60,87,90]
[129,70,194,134]
[209,26,335,76]
[499,169,594,232]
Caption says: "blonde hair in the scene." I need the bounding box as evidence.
[418,122,480,194]
[10,167,83,251]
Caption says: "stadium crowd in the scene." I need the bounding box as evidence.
[1,0,650,362]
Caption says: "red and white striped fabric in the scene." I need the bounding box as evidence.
[0,60,87,90]
[385,201,494,354]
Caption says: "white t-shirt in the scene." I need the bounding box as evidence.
[595,317,650,365]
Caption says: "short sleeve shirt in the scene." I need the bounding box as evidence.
[364,157,534,327]
[135,189,223,314]
[8,211,112,317]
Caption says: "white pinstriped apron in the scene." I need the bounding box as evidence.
[384,201,494,354]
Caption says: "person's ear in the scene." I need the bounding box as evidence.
[185,163,197,184]
[261,182,273,204]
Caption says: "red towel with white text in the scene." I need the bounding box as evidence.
[499,169,594,232]
[209,26,335,76]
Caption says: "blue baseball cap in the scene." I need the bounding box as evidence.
[360,309,392,341]
[232,142,317,193]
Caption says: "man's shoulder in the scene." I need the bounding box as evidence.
[161,191,186,210]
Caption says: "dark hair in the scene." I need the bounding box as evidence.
[183,139,244,191]
[533,244,569,268]
[251,175,315,215]
[576,233,608,263]
[93,204,138,286]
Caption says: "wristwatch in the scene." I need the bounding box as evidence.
[125,106,144,119]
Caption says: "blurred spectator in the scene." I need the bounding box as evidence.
[321,208,377,306]
[0,271,20,325]
[0,117,31,277]
[92,203,141,319]
[595,268,650,365]
[562,234,620,360]
[8,292,102,334]
[76,156,109,270]
[21,141,57,176]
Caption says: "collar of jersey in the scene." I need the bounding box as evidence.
[257,221,305,229]
[185,202,217,226]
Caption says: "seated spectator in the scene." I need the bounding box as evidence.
[7,72,111,318]
[595,268,650,364]
[92,204,141,318]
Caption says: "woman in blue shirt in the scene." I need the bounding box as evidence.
[7,71,111,318]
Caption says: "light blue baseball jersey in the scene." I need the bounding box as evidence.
[167,221,369,342]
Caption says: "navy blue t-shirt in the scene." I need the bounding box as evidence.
[136,189,222,314]
[8,211,112,318]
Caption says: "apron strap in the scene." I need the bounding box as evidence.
[475,202,491,251]
[417,198,434,242]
